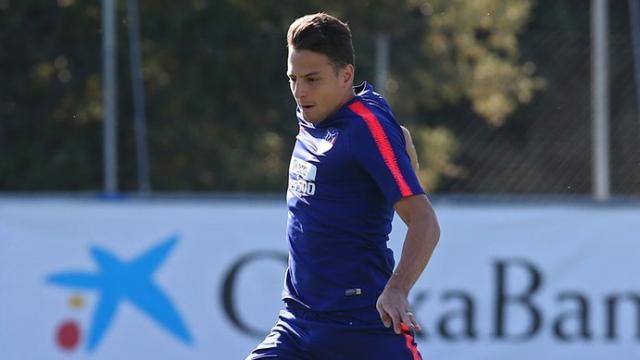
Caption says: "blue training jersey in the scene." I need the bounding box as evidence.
[283,82,425,312]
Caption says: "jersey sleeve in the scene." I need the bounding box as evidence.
[348,100,425,205]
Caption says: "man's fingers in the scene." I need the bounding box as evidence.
[380,306,403,334]
[390,309,402,334]
[412,317,422,332]
[400,311,413,332]
[377,303,392,328]
[382,312,392,328]
[405,311,422,332]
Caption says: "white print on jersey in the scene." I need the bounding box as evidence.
[288,178,316,196]
[289,158,317,181]
[289,157,317,197]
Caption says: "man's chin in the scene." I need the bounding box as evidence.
[303,113,321,124]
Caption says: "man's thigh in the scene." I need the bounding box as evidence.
[245,310,311,360]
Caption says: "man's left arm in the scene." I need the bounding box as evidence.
[348,112,439,333]
[376,194,440,334]
[375,126,440,334]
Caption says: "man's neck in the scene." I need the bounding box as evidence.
[309,87,356,125]
[327,88,356,120]
[338,88,356,109]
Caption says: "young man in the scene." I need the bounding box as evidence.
[247,13,440,360]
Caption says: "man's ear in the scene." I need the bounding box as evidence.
[341,64,355,86]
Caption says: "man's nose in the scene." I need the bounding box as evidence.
[293,82,307,100]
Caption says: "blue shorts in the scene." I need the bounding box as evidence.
[246,303,423,360]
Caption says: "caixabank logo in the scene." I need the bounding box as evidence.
[45,234,193,353]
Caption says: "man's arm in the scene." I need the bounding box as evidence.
[376,126,440,334]
[376,194,440,334]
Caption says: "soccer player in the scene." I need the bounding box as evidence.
[246,13,440,360]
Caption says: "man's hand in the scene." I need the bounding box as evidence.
[376,284,421,334]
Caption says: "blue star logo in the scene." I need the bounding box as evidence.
[46,234,193,352]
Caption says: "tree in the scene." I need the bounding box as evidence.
[0,0,543,193]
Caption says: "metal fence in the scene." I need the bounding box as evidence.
[438,1,639,196]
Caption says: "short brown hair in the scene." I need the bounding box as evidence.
[287,13,355,69]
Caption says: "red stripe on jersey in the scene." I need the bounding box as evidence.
[349,101,413,197]
[401,323,422,360]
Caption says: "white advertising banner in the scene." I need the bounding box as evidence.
[1,198,639,359]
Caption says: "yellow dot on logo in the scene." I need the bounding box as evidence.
[69,294,84,309]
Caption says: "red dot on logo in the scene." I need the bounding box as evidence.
[56,320,81,351]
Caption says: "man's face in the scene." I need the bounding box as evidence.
[287,48,353,124]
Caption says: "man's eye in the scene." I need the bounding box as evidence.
[308,78,317,83]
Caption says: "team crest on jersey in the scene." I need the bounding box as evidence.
[317,128,339,155]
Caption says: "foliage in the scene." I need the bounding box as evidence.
[0,0,551,192]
